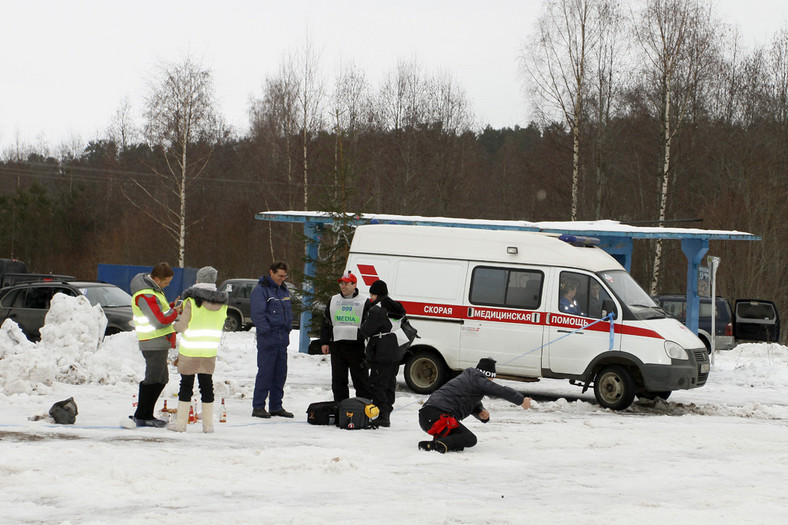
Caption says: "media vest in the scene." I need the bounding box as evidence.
[132,288,176,341]
[179,298,228,358]
[329,293,367,341]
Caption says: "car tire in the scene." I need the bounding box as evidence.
[223,312,241,332]
[593,365,636,410]
[404,350,448,394]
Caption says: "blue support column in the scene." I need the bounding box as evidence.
[598,236,634,272]
[681,238,709,335]
[299,222,323,353]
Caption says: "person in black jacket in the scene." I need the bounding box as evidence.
[418,358,532,453]
[359,279,406,427]
[319,271,372,402]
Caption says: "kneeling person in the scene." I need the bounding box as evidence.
[418,358,531,453]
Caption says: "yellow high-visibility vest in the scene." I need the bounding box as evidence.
[179,297,227,358]
[132,288,175,341]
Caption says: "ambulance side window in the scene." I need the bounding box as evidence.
[470,267,543,310]
[558,272,612,318]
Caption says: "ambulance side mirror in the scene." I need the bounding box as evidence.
[602,299,617,320]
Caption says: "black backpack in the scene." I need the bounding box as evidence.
[337,397,379,430]
[306,401,339,426]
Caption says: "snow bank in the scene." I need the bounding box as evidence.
[0,293,142,394]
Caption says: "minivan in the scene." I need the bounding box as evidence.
[346,224,710,411]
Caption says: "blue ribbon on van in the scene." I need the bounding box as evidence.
[500,312,616,366]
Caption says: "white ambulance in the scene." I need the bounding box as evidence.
[346,224,710,410]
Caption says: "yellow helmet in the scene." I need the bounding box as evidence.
[364,404,380,420]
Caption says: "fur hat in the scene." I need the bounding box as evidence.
[196,266,218,284]
[369,280,388,296]
[476,358,496,378]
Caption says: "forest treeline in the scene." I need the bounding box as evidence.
[0,0,786,342]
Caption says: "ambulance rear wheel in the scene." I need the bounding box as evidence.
[404,351,447,394]
[593,365,635,410]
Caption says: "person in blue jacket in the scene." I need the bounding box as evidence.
[251,261,294,418]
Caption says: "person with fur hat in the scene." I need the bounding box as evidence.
[319,271,372,402]
[168,266,228,433]
[418,358,532,453]
[126,262,180,428]
[359,279,406,427]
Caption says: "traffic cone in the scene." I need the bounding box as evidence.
[219,398,227,423]
[188,403,196,424]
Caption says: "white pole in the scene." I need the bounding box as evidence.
[707,256,721,365]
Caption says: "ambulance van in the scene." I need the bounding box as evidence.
[346,224,710,410]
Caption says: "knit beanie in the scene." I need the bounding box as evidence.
[196,266,218,284]
[369,280,388,296]
[476,358,496,378]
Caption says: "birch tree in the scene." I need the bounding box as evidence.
[634,0,717,294]
[521,0,602,220]
[129,56,220,267]
[296,37,325,210]
[249,58,300,211]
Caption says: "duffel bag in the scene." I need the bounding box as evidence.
[306,400,339,426]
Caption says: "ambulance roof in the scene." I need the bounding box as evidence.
[350,224,622,273]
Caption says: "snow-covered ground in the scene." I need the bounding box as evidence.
[1,295,787,524]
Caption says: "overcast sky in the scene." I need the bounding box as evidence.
[1,0,786,154]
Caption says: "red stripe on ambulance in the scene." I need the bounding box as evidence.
[400,300,664,340]
[356,264,380,286]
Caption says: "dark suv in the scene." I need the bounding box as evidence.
[218,279,305,332]
[0,280,134,341]
[652,295,735,351]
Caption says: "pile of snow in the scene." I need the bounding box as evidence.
[0,294,140,394]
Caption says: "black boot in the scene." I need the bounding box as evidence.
[133,383,167,427]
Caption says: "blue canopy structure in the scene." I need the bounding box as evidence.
[255,211,759,353]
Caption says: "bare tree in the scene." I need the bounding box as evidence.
[633,0,718,294]
[521,0,603,220]
[329,62,373,208]
[586,0,626,219]
[107,96,139,151]
[377,59,430,212]
[250,57,300,210]
[296,36,325,210]
[127,56,220,267]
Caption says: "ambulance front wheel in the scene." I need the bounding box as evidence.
[404,350,448,394]
[593,365,636,410]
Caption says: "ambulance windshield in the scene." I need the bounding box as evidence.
[599,270,664,319]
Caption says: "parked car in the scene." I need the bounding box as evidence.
[218,279,304,332]
[0,257,75,288]
[733,299,781,343]
[652,295,735,351]
[652,295,780,351]
[0,280,134,341]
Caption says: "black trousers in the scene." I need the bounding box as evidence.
[369,361,399,419]
[330,341,371,402]
[178,374,214,403]
[418,405,478,452]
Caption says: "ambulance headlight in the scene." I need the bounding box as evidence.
[664,341,688,360]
